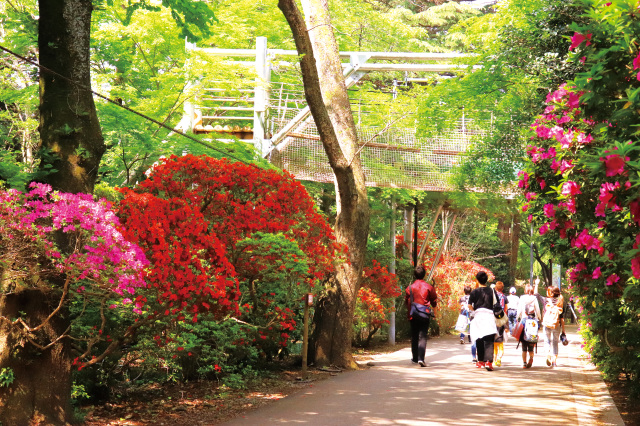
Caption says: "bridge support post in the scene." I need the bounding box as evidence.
[254,37,270,157]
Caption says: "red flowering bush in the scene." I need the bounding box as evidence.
[433,256,494,331]
[118,155,337,362]
[522,0,640,391]
[353,259,401,346]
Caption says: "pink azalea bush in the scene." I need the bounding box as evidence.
[0,183,148,359]
[520,0,640,390]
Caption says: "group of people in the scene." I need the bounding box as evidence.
[405,267,568,371]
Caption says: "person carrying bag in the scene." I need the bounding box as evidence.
[405,266,438,367]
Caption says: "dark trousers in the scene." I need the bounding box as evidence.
[476,334,495,363]
[410,317,431,362]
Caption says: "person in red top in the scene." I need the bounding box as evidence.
[404,266,438,367]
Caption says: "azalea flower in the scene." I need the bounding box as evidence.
[561,181,581,196]
[569,32,592,51]
[602,154,626,176]
[559,159,574,173]
[543,203,556,218]
[632,257,640,279]
[592,267,602,280]
[539,223,550,235]
[605,274,620,286]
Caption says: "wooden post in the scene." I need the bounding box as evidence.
[302,293,312,377]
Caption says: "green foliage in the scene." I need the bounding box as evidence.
[0,368,14,388]
[71,383,90,404]
[419,0,586,192]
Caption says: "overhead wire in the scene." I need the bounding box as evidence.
[0,44,252,166]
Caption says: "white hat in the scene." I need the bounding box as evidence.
[509,287,516,294]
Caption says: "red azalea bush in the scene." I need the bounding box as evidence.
[521,0,640,392]
[433,256,495,332]
[117,155,338,368]
[354,260,401,346]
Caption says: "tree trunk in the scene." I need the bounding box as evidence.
[509,214,521,285]
[38,0,105,194]
[279,0,370,369]
[403,206,413,260]
[0,1,104,423]
[0,290,72,425]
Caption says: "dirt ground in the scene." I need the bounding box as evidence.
[81,341,406,425]
[604,377,640,426]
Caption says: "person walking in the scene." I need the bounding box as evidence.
[405,266,438,367]
[517,284,542,368]
[542,285,566,368]
[493,281,508,367]
[507,286,520,334]
[468,271,497,371]
[455,285,472,344]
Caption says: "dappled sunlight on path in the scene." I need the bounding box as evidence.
[222,325,623,425]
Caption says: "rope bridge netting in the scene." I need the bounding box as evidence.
[262,81,495,192]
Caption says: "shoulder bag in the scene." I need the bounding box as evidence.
[493,289,508,327]
[409,283,432,320]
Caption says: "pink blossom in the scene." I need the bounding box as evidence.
[559,159,574,173]
[528,214,533,223]
[517,171,530,189]
[576,132,593,145]
[569,32,592,51]
[605,274,620,286]
[567,92,581,109]
[592,267,602,280]
[543,203,556,218]
[631,200,640,226]
[602,154,626,176]
[538,178,546,190]
[634,52,640,70]
[539,223,550,235]
[525,192,537,201]
[632,257,640,279]
[595,203,606,217]
[597,221,606,228]
[561,181,581,196]
[522,204,529,212]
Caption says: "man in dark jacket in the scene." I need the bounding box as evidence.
[405,266,438,367]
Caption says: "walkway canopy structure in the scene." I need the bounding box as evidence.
[182,37,494,192]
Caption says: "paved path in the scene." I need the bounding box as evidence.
[223,325,624,425]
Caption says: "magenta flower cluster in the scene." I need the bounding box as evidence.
[0,183,149,313]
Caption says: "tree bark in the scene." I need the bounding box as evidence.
[509,214,521,285]
[279,0,370,369]
[38,0,105,194]
[0,1,104,423]
[0,290,72,425]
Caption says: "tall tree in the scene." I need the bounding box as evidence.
[278,0,370,368]
[0,1,105,423]
[38,0,105,194]
[0,0,218,423]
